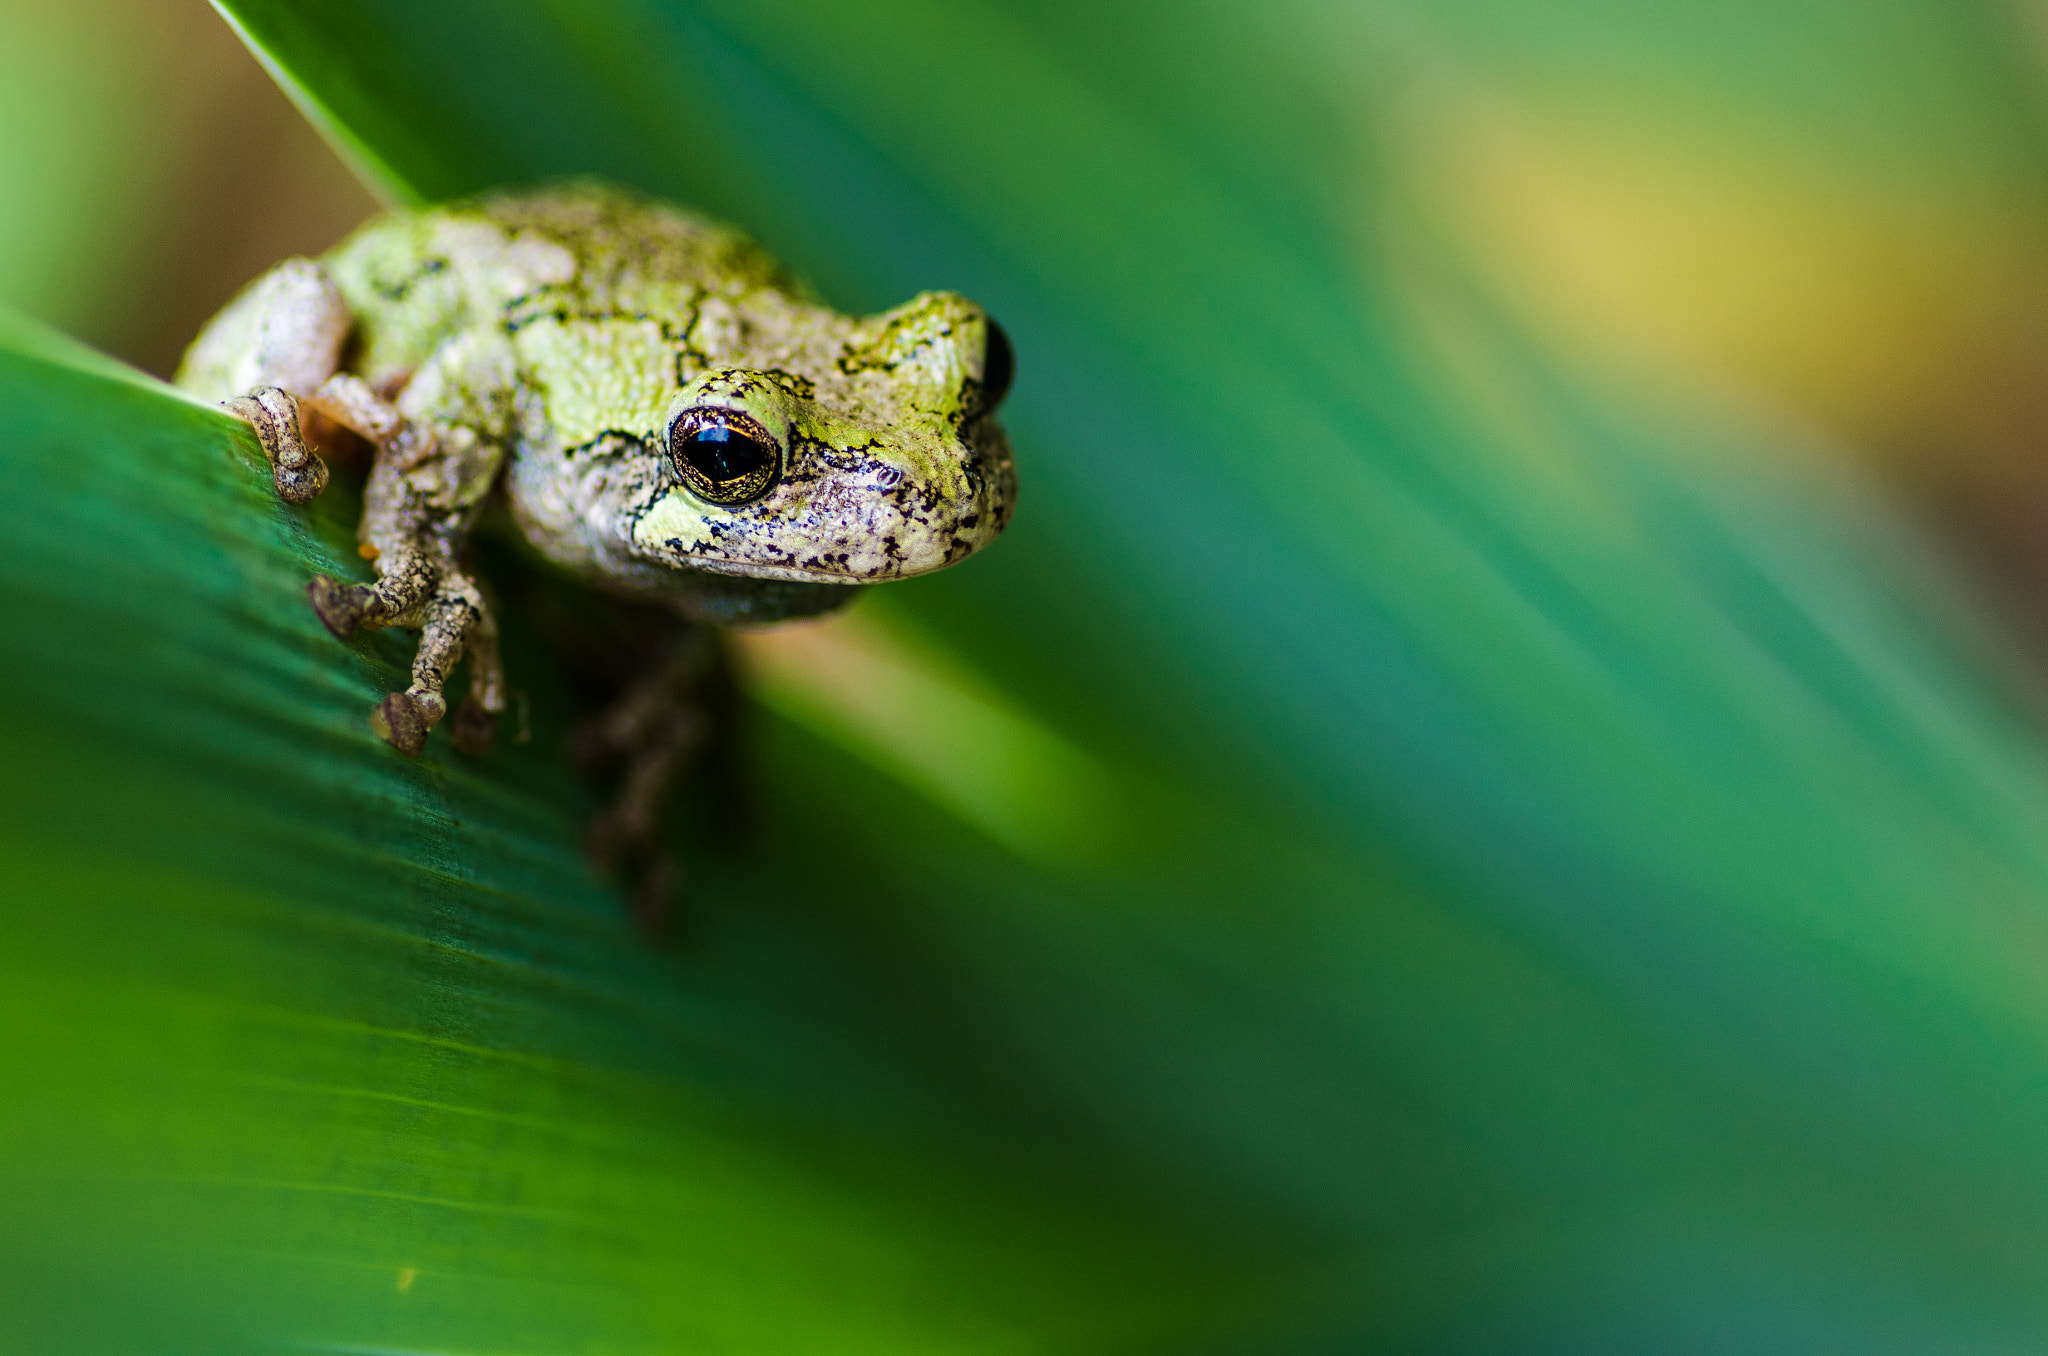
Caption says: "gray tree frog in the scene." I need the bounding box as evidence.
[178,181,1016,916]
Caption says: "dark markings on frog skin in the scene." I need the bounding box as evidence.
[493,300,725,391]
[836,311,961,376]
[762,369,816,400]
[564,429,657,461]
[370,255,448,303]
[675,338,713,384]
[501,303,696,338]
[694,370,786,404]
[960,379,992,421]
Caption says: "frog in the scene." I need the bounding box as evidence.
[177,181,1016,919]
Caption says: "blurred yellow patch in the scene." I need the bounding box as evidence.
[1405,88,2048,462]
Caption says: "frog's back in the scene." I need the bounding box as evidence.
[323,182,796,390]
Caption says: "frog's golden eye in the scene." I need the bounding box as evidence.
[979,320,1015,413]
[666,410,781,506]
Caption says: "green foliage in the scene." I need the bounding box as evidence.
[7,0,2048,1349]
[0,311,1254,1351]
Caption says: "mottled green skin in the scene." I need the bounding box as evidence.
[173,183,1016,884]
[318,183,1016,624]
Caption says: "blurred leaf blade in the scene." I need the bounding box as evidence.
[15,0,2048,1349]
[0,314,1261,1351]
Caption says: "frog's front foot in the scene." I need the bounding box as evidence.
[223,386,329,504]
[308,555,507,758]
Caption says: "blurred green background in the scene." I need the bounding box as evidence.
[11,0,2048,1351]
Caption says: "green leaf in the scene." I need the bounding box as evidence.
[13,0,2048,1349]
[0,320,1259,1350]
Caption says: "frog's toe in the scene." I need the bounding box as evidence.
[272,455,330,505]
[630,853,680,937]
[369,691,433,756]
[585,811,681,937]
[224,386,327,506]
[449,697,496,756]
[308,574,372,638]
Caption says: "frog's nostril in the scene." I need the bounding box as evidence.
[979,321,1014,413]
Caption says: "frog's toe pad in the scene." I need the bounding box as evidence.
[450,699,496,757]
[273,455,329,505]
[225,386,328,505]
[370,692,432,756]
[308,575,369,639]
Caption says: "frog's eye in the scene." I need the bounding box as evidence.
[979,321,1015,413]
[667,414,780,506]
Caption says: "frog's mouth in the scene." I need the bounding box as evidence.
[661,552,875,585]
[629,486,996,584]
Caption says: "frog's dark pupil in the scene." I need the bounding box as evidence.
[980,321,1015,412]
[680,426,774,486]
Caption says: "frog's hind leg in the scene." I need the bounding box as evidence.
[576,627,726,931]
